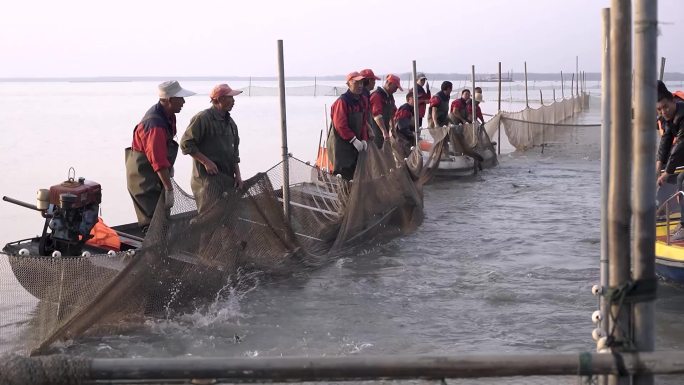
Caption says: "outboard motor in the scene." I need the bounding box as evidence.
[3,168,101,256]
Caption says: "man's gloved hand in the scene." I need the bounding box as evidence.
[350,136,367,152]
[164,189,175,210]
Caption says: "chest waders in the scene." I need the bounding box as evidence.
[327,107,363,180]
[125,128,178,227]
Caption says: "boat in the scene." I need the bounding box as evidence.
[655,178,684,283]
[2,146,431,355]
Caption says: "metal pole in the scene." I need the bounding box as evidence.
[497,61,502,155]
[412,61,420,148]
[561,71,565,99]
[659,57,666,81]
[633,1,657,384]
[608,1,632,384]
[524,61,529,108]
[277,40,291,224]
[599,6,611,355]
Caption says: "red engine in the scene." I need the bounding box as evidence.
[48,178,101,208]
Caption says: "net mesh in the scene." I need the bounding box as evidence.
[1,134,448,356]
[484,93,591,151]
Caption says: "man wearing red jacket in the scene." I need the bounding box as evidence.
[326,72,369,180]
[369,74,402,148]
[125,80,196,230]
[449,89,471,125]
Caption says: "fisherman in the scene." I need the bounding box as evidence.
[428,81,453,128]
[468,86,486,126]
[449,89,471,125]
[327,72,369,180]
[369,74,402,148]
[415,72,431,127]
[180,84,244,214]
[656,82,684,240]
[657,80,684,136]
[393,90,417,155]
[360,68,380,101]
[360,68,380,144]
[125,80,196,231]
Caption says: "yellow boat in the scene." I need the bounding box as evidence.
[656,182,684,283]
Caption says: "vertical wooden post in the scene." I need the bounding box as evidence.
[561,71,565,99]
[633,1,657,384]
[571,73,575,98]
[553,88,556,102]
[599,7,611,358]
[412,61,420,148]
[539,89,543,106]
[277,40,291,224]
[248,76,252,97]
[576,56,580,96]
[659,57,666,81]
[497,61,502,155]
[608,1,633,383]
[314,76,317,97]
[524,61,529,108]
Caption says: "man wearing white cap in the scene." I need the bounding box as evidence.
[125,80,196,230]
[180,83,244,213]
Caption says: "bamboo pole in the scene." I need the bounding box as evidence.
[553,88,556,102]
[561,71,565,99]
[412,61,419,148]
[59,352,684,382]
[314,76,317,97]
[497,61,502,155]
[632,1,658,384]
[571,73,575,98]
[472,64,476,130]
[277,40,291,224]
[659,57,666,81]
[576,56,580,96]
[608,1,633,383]
[524,61,529,108]
[248,76,252,97]
[539,89,543,105]
[599,6,611,355]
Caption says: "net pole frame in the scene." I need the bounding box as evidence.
[524,61,529,108]
[632,1,658,383]
[608,1,633,383]
[599,6,611,356]
[412,60,420,148]
[277,40,291,224]
[497,61,502,155]
[659,57,666,82]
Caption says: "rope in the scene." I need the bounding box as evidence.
[602,279,658,351]
[0,354,90,385]
[500,116,600,127]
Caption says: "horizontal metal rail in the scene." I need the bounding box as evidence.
[8,352,684,383]
[656,191,684,245]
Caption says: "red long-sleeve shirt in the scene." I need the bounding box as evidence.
[132,104,177,172]
[331,91,369,141]
[416,84,430,118]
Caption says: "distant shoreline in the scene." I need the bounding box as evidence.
[2,72,683,83]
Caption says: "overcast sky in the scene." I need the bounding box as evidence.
[1,0,682,78]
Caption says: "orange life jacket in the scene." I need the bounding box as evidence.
[674,91,684,102]
[86,217,121,251]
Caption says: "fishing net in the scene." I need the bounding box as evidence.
[1,134,447,356]
[485,93,591,151]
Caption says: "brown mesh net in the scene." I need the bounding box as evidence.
[1,134,448,356]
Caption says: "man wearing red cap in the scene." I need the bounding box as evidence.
[126,80,195,230]
[369,74,402,148]
[180,83,244,213]
[359,68,380,100]
[326,72,369,180]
